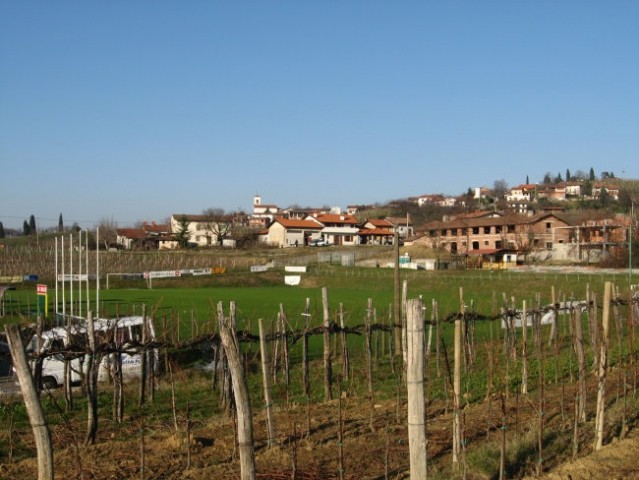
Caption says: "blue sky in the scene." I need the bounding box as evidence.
[1,1,637,229]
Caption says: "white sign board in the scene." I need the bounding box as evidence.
[285,266,307,273]
[143,270,181,279]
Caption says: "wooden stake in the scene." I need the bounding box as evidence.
[406,298,427,479]
[594,281,611,450]
[322,287,333,402]
[220,313,256,480]
[258,318,276,448]
[4,324,54,480]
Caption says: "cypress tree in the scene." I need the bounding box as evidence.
[23,220,30,236]
[0,221,5,239]
[58,213,64,232]
[29,214,36,234]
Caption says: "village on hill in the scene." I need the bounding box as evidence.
[2,170,637,270]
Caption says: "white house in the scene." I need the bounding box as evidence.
[170,214,218,247]
[261,217,323,248]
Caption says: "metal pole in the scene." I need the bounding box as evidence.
[69,234,73,318]
[85,229,90,314]
[96,227,100,319]
[55,237,59,325]
[61,236,65,323]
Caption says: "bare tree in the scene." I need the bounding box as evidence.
[97,216,118,249]
[201,208,231,246]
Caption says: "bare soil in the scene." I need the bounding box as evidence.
[3,363,639,480]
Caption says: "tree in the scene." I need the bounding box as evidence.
[29,215,36,235]
[202,208,233,246]
[174,216,191,248]
[492,179,508,199]
[566,169,571,181]
[554,172,563,183]
[0,222,4,239]
[526,175,530,184]
[58,213,64,233]
[97,216,118,248]
[23,220,30,236]
[542,172,553,184]
[590,167,596,181]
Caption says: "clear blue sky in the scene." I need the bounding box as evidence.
[1,1,637,230]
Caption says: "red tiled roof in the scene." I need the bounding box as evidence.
[367,219,394,228]
[116,228,146,239]
[273,218,323,229]
[315,214,359,225]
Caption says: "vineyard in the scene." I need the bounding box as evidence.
[1,273,639,479]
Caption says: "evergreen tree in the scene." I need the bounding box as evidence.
[566,169,571,181]
[29,214,36,234]
[526,174,529,184]
[590,167,596,181]
[554,172,563,183]
[0,222,4,239]
[23,220,30,236]
[58,213,64,232]
[174,216,191,248]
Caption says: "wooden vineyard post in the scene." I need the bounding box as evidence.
[85,310,99,445]
[452,289,463,468]
[258,318,276,448]
[548,285,557,347]
[572,302,587,423]
[393,231,401,358]
[279,304,290,388]
[339,303,349,380]
[594,281,611,451]
[521,300,528,395]
[302,298,311,398]
[406,298,427,479]
[139,304,148,407]
[322,287,333,402]
[220,316,256,480]
[365,298,375,432]
[4,324,54,480]
[402,279,408,375]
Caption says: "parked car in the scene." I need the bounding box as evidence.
[309,238,329,247]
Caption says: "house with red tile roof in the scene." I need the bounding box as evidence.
[261,217,323,248]
[116,222,173,250]
[358,218,395,245]
[309,213,361,246]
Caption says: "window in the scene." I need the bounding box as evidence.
[472,241,479,250]
[495,240,503,249]
[451,242,458,253]
[546,242,553,249]
[484,226,491,234]
[495,226,502,234]
[484,240,490,246]
[472,227,479,234]
[546,222,552,230]
[508,225,515,233]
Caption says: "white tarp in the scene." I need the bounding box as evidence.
[284,275,301,286]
